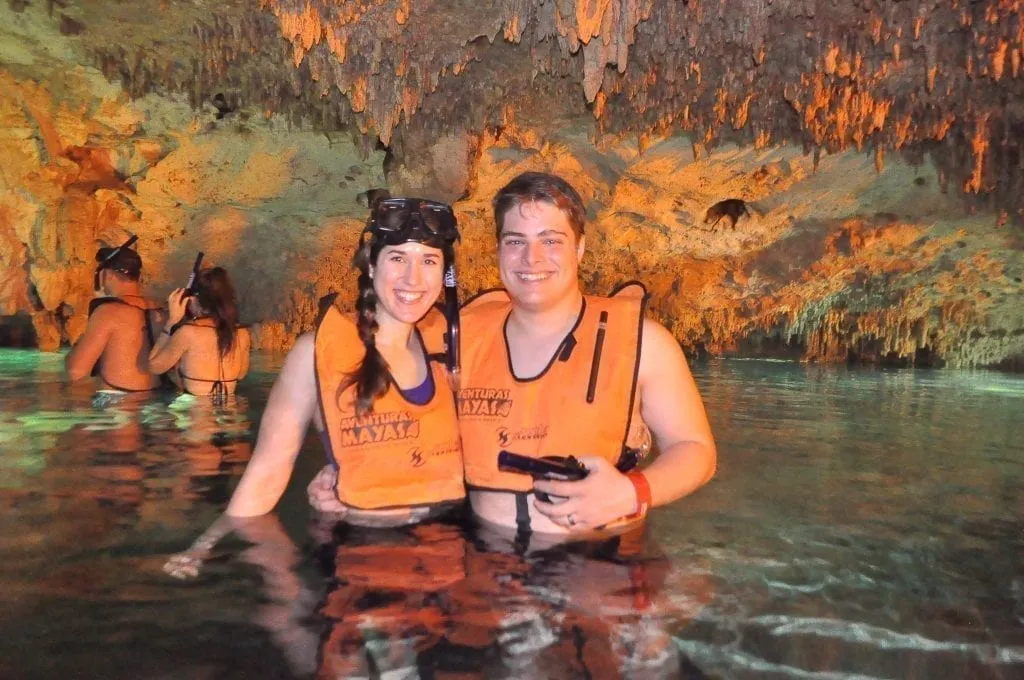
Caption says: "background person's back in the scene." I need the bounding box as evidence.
[94,302,163,392]
[173,320,251,396]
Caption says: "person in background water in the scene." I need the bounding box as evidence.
[65,238,167,392]
[457,170,717,538]
[147,266,251,399]
[164,194,465,578]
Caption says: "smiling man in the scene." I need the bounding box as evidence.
[458,171,717,538]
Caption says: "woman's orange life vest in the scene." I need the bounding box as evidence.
[457,283,648,492]
[314,299,465,510]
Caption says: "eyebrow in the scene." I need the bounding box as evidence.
[381,246,440,256]
[501,229,570,239]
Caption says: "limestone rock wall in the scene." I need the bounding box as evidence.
[456,126,1024,368]
[0,4,384,349]
[0,1,1021,368]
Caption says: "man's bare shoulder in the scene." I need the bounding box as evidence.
[640,317,685,361]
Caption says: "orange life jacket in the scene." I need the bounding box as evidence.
[458,283,647,491]
[314,299,465,510]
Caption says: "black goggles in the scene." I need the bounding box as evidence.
[366,198,459,244]
[94,235,139,289]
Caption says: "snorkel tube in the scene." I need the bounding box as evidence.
[112,234,139,257]
[444,262,460,389]
[184,252,205,297]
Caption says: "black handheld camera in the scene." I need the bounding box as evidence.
[497,451,588,502]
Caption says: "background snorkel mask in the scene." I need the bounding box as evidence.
[93,234,140,291]
[364,198,462,383]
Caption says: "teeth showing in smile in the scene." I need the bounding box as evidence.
[395,291,424,304]
[517,272,551,282]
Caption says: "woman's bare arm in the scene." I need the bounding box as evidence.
[148,327,188,375]
[226,333,317,516]
[164,333,317,579]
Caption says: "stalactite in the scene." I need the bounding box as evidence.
[54,0,1024,221]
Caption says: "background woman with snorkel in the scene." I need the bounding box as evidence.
[164,194,464,578]
[148,262,251,399]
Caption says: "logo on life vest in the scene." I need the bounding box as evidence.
[496,425,548,447]
[339,411,420,446]
[458,388,513,417]
[408,442,460,467]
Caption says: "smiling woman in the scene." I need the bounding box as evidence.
[164,194,466,579]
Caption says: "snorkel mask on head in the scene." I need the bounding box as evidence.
[94,234,140,291]
[367,197,460,245]
[363,198,462,384]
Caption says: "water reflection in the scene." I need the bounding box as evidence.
[0,350,1022,679]
[0,355,260,679]
[238,513,709,679]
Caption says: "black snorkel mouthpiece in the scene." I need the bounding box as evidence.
[444,263,460,388]
[184,252,205,297]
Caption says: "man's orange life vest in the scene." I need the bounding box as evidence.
[458,283,648,492]
[314,299,465,510]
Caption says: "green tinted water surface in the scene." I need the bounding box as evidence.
[0,350,1020,679]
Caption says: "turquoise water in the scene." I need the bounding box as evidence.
[0,349,1021,679]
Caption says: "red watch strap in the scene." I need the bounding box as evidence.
[626,470,652,518]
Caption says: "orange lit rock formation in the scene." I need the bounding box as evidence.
[0,1,1022,369]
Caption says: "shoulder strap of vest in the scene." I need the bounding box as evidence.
[89,296,164,316]
[88,296,122,317]
[178,320,250,330]
[143,309,156,347]
[317,292,341,327]
[314,301,361,366]
[461,287,510,311]
[122,296,164,311]
[609,280,649,302]
[610,280,648,462]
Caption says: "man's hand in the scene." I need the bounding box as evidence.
[531,457,637,530]
[307,464,348,515]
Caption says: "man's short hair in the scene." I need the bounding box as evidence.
[95,246,142,281]
[492,171,586,242]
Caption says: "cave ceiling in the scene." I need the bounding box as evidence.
[13,0,1024,217]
